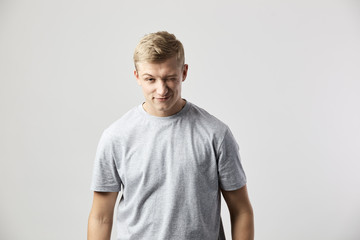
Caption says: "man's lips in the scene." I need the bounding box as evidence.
[155,96,171,101]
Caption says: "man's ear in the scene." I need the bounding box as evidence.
[134,70,141,85]
[182,64,188,82]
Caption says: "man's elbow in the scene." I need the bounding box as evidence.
[230,203,254,220]
[88,211,114,225]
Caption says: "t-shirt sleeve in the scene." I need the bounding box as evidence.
[217,126,247,191]
[90,130,122,192]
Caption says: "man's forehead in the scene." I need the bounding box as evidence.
[137,60,182,76]
[137,56,181,68]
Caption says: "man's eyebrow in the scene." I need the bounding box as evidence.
[141,73,153,77]
[141,73,178,78]
[166,74,178,78]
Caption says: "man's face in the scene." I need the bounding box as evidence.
[134,57,188,117]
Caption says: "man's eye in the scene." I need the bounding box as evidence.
[146,78,155,81]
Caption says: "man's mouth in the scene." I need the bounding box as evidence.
[155,96,170,101]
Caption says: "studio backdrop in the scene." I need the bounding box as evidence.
[0,0,359,239]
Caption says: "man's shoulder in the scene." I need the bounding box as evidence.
[103,104,141,136]
[187,101,229,131]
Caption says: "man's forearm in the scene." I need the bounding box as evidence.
[87,215,113,240]
[230,211,254,240]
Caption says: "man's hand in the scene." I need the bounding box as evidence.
[221,185,254,240]
[88,191,119,240]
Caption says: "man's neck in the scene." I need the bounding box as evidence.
[143,98,186,117]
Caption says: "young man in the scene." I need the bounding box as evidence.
[88,31,254,240]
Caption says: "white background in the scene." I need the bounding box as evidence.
[1,0,359,239]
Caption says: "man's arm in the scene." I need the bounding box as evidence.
[88,191,119,240]
[221,184,254,240]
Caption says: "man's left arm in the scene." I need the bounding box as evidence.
[221,184,254,240]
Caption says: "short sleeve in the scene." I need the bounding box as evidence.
[217,127,247,191]
[90,130,122,192]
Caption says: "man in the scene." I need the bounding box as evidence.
[88,31,254,240]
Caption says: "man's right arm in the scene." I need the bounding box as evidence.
[88,191,119,240]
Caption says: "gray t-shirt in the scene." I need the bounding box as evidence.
[90,100,247,240]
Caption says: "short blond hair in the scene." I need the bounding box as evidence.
[133,31,185,69]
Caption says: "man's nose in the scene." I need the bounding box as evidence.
[156,80,168,96]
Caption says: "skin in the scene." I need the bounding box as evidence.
[134,56,188,117]
[221,185,254,240]
[87,57,254,240]
[88,192,118,240]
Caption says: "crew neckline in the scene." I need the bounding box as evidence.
[137,99,191,121]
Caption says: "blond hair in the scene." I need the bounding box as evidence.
[133,31,185,69]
